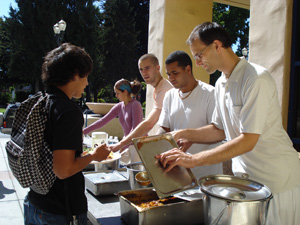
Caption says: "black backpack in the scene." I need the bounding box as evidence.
[5,92,56,195]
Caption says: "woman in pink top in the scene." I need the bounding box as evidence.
[83,79,143,137]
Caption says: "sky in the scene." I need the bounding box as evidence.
[0,0,17,18]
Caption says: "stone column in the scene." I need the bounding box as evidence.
[147,0,213,134]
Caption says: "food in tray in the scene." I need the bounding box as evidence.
[135,196,178,210]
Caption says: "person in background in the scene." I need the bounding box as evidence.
[83,79,143,139]
[24,43,111,225]
[157,50,223,179]
[156,22,300,225]
[109,54,173,153]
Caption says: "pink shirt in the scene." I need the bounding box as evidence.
[153,78,173,109]
[83,99,143,137]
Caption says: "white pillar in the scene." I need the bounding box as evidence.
[249,0,293,128]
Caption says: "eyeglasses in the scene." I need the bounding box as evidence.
[193,44,211,60]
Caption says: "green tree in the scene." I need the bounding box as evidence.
[5,0,102,94]
[94,0,138,101]
[213,3,250,56]
[61,0,103,102]
[0,17,11,90]
[211,3,250,85]
[128,0,149,58]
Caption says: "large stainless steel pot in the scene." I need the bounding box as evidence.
[199,175,272,225]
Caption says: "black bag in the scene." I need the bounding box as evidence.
[5,92,56,195]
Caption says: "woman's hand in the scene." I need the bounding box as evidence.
[108,142,124,152]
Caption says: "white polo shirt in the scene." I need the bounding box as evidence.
[212,58,300,194]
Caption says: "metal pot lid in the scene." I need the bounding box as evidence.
[199,175,272,202]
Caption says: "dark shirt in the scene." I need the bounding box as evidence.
[28,87,87,216]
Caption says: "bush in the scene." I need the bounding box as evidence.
[16,91,30,102]
[0,92,11,105]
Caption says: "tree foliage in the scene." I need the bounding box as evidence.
[0,0,149,103]
[94,0,138,100]
[213,3,250,56]
[0,17,11,90]
[87,0,149,102]
[210,3,249,85]
[0,1,250,101]
[1,0,104,94]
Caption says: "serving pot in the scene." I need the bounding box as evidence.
[199,175,272,225]
[126,162,152,190]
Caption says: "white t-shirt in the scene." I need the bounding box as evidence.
[212,58,300,194]
[159,80,223,179]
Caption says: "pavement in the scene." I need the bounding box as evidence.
[0,133,28,225]
[0,133,94,225]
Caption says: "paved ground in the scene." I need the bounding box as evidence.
[0,133,28,225]
[0,133,94,225]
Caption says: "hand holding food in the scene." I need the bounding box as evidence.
[90,144,111,162]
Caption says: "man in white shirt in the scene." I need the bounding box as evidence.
[156,22,300,225]
[157,50,222,179]
[110,54,173,157]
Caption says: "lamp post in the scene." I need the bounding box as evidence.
[242,47,248,60]
[53,19,67,46]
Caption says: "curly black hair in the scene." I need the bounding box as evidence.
[41,43,93,88]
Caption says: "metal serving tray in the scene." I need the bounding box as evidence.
[132,133,197,198]
[119,188,204,225]
[84,169,130,196]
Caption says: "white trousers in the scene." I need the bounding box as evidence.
[266,185,300,225]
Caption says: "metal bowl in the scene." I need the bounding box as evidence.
[135,171,151,186]
[126,162,152,189]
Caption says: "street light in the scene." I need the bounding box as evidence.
[242,47,248,59]
[53,19,67,46]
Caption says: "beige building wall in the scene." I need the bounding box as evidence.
[147,0,213,135]
[249,0,293,129]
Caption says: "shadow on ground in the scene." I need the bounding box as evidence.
[0,180,15,199]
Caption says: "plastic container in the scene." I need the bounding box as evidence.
[114,136,119,143]
[92,132,108,149]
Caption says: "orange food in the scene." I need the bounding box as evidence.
[136,197,176,210]
[107,151,114,159]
